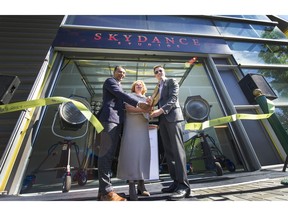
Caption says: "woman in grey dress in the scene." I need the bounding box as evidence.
[117,80,151,201]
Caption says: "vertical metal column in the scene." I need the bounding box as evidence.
[206,56,261,171]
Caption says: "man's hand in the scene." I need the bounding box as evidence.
[150,108,164,118]
[138,102,151,111]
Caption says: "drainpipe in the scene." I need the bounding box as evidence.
[254,89,288,169]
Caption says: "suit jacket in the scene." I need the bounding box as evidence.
[159,78,184,122]
[98,77,139,124]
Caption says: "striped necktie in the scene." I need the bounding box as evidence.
[151,82,161,107]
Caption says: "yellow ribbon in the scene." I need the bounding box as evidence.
[0,96,103,133]
[185,99,275,131]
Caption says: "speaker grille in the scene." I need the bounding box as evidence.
[239,73,278,104]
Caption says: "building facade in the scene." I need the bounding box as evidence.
[0,15,288,195]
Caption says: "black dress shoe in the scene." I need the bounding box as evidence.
[161,182,178,193]
[169,188,191,201]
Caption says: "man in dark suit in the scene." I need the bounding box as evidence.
[97,66,150,201]
[150,65,191,200]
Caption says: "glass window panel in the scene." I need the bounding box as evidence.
[179,63,224,120]
[257,26,288,40]
[227,41,288,65]
[65,15,220,35]
[65,15,147,29]
[74,59,190,98]
[215,21,287,39]
[274,107,288,130]
[221,15,271,21]
[215,21,259,38]
[242,68,288,104]
[278,15,288,22]
[213,58,230,65]
[146,16,219,35]
[219,69,250,105]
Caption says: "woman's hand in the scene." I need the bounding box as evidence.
[146,96,152,105]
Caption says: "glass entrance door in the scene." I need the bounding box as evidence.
[21,55,242,194]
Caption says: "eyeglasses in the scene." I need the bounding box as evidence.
[154,69,163,74]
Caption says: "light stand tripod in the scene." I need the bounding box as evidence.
[50,100,89,192]
[187,130,223,176]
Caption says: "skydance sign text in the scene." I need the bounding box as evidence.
[53,28,231,54]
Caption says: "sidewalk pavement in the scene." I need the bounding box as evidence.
[1,165,288,202]
[190,177,288,201]
[2,165,288,216]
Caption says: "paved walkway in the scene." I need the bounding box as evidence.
[2,168,288,216]
[1,167,288,202]
[190,177,288,201]
[2,168,288,215]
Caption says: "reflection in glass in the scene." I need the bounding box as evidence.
[146,16,219,35]
[65,15,147,29]
[275,107,288,131]
[215,21,287,39]
[220,15,271,21]
[74,59,190,98]
[65,15,220,35]
[227,41,288,65]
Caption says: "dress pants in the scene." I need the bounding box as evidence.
[98,122,123,195]
[159,116,190,189]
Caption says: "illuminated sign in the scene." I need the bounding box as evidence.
[53,28,231,54]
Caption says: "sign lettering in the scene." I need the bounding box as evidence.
[53,28,231,54]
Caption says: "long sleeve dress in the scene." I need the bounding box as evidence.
[116,93,151,180]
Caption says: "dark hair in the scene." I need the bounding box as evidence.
[153,65,163,71]
[113,65,126,73]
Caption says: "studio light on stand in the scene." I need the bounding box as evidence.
[52,96,91,192]
[183,95,224,176]
[26,96,91,193]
